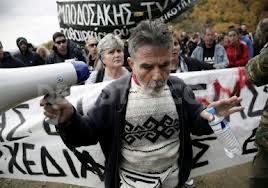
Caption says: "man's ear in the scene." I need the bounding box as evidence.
[128,57,135,70]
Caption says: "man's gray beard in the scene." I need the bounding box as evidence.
[140,80,167,96]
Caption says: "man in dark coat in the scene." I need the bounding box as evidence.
[41,20,244,188]
[14,37,45,66]
[0,41,25,68]
[46,32,86,64]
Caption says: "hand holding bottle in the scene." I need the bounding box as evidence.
[200,96,244,158]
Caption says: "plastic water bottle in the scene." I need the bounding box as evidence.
[207,107,241,158]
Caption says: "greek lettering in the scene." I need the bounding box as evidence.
[23,143,43,175]
[4,143,26,174]
[7,104,29,141]
[0,149,3,174]
[63,149,79,178]
[41,146,66,177]
[192,137,217,168]
[242,128,258,155]
[58,2,132,26]
[141,2,154,19]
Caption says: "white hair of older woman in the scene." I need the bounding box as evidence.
[97,33,124,60]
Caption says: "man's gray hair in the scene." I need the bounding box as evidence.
[97,33,124,60]
[128,19,173,58]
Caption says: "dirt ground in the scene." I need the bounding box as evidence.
[0,162,251,188]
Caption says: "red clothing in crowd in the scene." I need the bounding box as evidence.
[225,40,249,67]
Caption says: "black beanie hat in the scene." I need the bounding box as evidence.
[52,32,65,42]
[16,37,28,47]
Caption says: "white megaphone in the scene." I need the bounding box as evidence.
[0,60,90,117]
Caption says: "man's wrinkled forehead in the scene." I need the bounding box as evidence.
[133,49,172,67]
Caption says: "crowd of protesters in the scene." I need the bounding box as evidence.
[0,22,259,80]
[172,25,255,70]
[0,22,258,73]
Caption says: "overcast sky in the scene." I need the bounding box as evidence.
[0,0,60,50]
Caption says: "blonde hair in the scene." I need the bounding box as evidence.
[36,46,50,60]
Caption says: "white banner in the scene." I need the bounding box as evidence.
[0,68,266,187]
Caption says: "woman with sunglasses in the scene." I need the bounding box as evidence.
[85,34,130,84]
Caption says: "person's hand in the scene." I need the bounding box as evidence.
[40,96,74,124]
[200,96,244,122]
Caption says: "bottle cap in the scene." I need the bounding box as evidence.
[206,107,216,115]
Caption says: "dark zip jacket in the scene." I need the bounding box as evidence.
[14,50,45,66]
[46,41,86,64]
[56,74,213,188]
[0,52,26,68]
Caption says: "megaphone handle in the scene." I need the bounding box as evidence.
[45,115,59,125]
[45,95,61,125]
[45,88,70,125]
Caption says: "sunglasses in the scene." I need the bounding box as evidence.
[55,39,67,45]
[88,43,98,47]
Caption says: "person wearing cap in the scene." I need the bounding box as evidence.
[0,41,25,68]
[46,32,86,64]
[14,37,45,66]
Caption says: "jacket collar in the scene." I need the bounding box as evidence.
[114,73,132,112]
